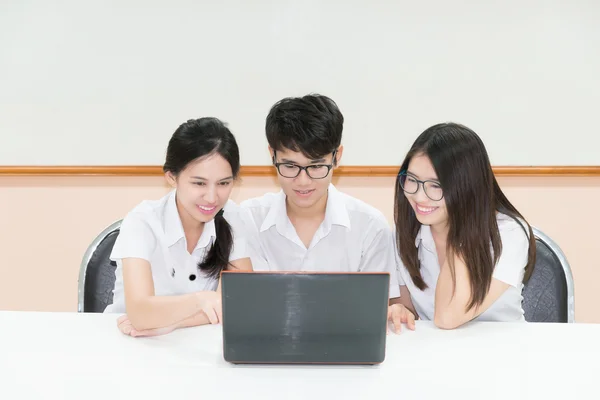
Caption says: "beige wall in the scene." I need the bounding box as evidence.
[1,175,598,322]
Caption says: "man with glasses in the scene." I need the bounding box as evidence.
[240,94,400,301]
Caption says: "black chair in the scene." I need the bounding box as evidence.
[522,227,575,323]
[77,220,121,312]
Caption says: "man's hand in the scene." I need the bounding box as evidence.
[388,303,416,333]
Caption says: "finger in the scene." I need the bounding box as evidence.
[130,328,153,337]
[407,312,416,330]
[215,302,223,324]
[120,323,133,335]
[392,310,402,334]
[133,325,173,337]
[400,312,410,325]
[204,308,219,324]
[117,315,128,325]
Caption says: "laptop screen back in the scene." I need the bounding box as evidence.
[221,272,389,364]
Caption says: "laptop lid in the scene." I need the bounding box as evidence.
[221,272,390,364]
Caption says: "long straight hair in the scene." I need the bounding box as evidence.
[394,123,536,310]
[163,117,240,280]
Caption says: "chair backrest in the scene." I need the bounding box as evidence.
[522,227,575,323]
[77,220,122,313]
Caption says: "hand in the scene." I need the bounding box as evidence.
[388,304,416,334]
[197,291,223,324]
[116,315,177,337]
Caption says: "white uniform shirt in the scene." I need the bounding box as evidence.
[241,184,400,298]
[395,213,530,321]
[104,190,249,313]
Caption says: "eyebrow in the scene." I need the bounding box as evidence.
[280,158,327,164]
[406,170,440,182]
[190,176,234,181]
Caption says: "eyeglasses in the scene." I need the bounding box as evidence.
[273,151,336,179]
[398,171,444,201]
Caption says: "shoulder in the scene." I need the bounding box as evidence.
[337,189,390,231]
[223,198,246,220]
[240,191,281,211]
[120,192,171,233]
[496,213,530,245]
[492,213,531,286]
[223,199,254,232]
[239,191,283,225]
[110,193,173,260]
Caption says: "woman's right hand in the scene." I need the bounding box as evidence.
[197,291,223,324]
[117,314,177,337]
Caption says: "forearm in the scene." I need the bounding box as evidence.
[434,257,475,328]
[126,292,206,331]
[173,281,228,329]
[175,311,212,329]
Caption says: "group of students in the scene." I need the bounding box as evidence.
[105,93,536,337]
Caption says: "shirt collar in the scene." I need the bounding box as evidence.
[259,184,351,233]
[259,190,287,233]
[323,184,351,231]
[415,224,435,253]
[164,190,216,249]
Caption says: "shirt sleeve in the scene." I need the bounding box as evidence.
[233,203,270,271]
[492,222,529,288]
[391,228,406,287]
[358,222,401,298]
[228,233,248,262]
[224,205,262,265]
[110,212,157,262]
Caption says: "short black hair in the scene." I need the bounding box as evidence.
[266,93,343,160]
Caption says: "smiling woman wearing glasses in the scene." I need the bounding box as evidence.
[389,123,537,330]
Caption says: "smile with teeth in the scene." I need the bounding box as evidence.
[294,189,314,197]
[416,204,438,215]
[197,205,217,214]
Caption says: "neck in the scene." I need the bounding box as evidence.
[286,193,328,221]
[430,221,449,244]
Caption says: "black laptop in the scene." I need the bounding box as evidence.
[221,271,390,364]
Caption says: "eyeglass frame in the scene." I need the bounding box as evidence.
[398,170,444,201]
[272,150,337,179]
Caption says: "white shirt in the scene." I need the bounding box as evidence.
[394,213,529,321]
[241,184,400,298]
[104,190,249,313]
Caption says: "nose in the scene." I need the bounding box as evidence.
[413,183,429,203]
[295,168,312,185]
[204,185,217,204]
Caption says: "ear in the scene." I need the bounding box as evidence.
[165,171,177,187]
[268,146,275,160]
[333,145,344,167]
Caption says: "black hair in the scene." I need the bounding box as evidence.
[394,123,536,310]
[163,117,240,279]
[266,93,343,162]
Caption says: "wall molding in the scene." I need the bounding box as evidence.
[1,165,599,177]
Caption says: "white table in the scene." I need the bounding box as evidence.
[1,311,598,400]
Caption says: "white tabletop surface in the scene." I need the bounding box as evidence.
[0,311,598,400]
